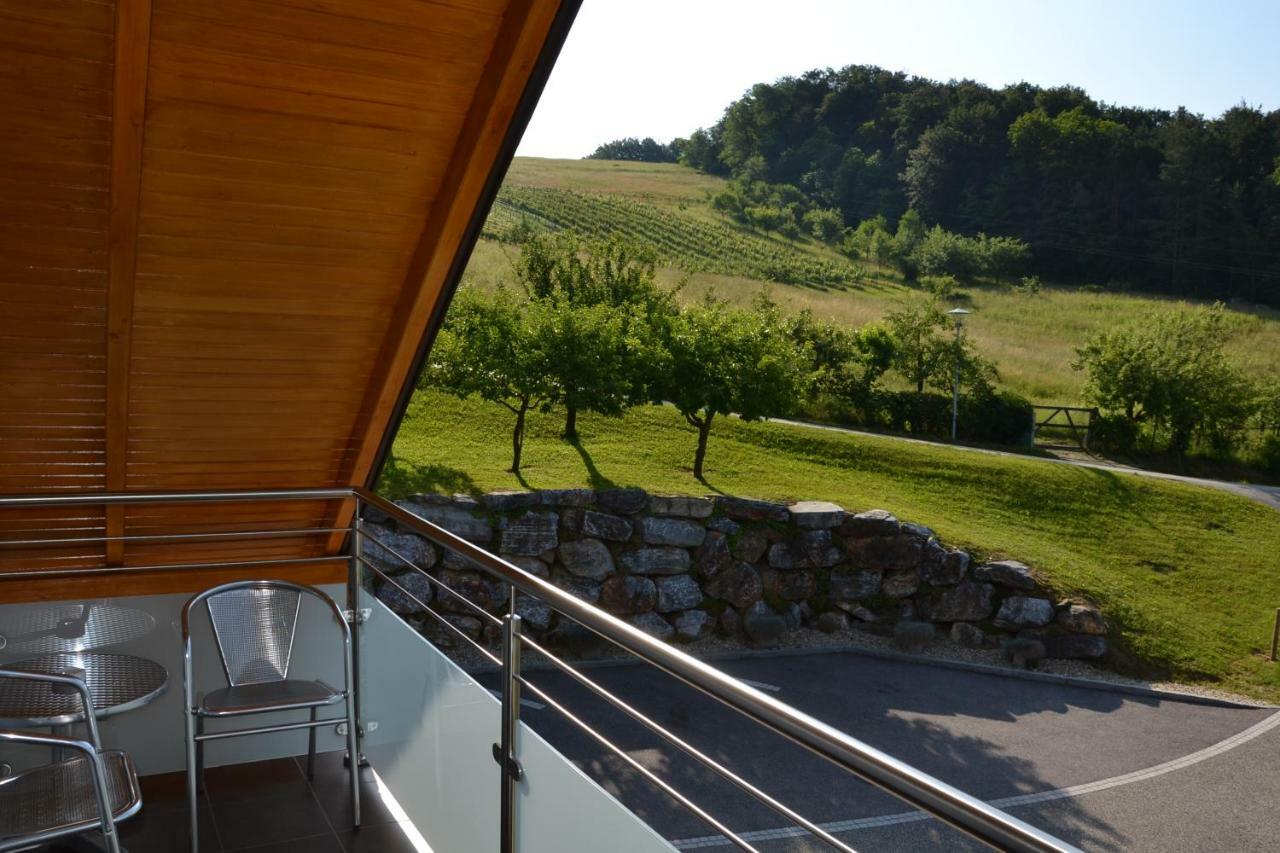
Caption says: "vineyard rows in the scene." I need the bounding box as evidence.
[482,186,861,288]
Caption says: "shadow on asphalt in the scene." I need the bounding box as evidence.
[480,653,1139,851]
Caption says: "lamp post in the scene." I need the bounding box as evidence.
[947,308,971,442]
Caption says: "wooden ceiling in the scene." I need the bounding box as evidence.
[0,0,572,599]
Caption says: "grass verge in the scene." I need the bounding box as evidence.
[384,390,1280,702]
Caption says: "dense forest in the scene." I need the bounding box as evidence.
[612,66,1280,305]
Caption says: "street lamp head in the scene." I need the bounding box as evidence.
[946,307,971,327]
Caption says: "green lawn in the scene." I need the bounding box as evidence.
[384,390,1280,702]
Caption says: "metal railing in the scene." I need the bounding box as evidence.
[0,487,1080,853]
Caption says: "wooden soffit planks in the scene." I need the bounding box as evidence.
[0,0,572,601]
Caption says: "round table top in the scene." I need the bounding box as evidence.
[0,652,168,728]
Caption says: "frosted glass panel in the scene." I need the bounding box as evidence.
[358,592,675,853]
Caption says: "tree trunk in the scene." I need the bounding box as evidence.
[509,403,528,473]
[563,404,578,440]
[693,412,714,479]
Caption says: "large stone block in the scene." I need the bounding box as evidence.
[640,516,706,547]
[554,576,601,604]
[655,574,704,613]
[1055,603,1107,635]
[829,569,882,601]
[917,582,995,622]
[558,538,615,580]
[847,535,922,572]
[704,562,763,610]
[513,595,552,631]
[921,548,970,586]
[649,495,714,519]
[397,501,493,544]
[596,487,648,515]
[993,596,1054,629]
[499,511,559,556]
[695,532,733,580]
[788,500,845,529]
[974,560,1038,591]
[436,570,504,614]
[800,529,842,567]
[762,569,816,602]
[629,611,675,641]
[363,526,436,570]
[839,509,900,539]
[714,496,789,523]
[950,622,987,649]
[673,609,711,642]
[730,528,769,563]
[581,510,633,542]
[767,540,809,570]
[482,490,539,512]
[881,566,920,599]
[505,555,549,579]
[538,488,594,508]
[600,575,657,615]
[376,572,433,616]
[619,547,691,575]
[743,601,787,646]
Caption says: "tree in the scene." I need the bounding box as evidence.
[1073,305,1257,456]
[883,299,950,393]
[662,294,808,478]
[515,232,675,438]
[586,137,679,163]
[422,288,553,474]
[884,299,994,397]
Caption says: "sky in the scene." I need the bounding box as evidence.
[516,0,1280,159]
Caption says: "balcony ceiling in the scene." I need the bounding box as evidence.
[0,0,570,598]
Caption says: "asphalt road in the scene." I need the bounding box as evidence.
[480,651,1280,852]
[767,416,1280,513]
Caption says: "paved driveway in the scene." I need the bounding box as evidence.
[481,651,1280,851]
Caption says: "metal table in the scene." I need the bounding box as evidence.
[0,652,168,728]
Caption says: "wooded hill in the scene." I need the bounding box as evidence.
[672,65,1280,305]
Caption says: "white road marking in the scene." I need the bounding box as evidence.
[487,689,545,711]
[672,709,1280,849]
[739,679,782,693]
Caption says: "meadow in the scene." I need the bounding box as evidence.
[466,158,1280,405]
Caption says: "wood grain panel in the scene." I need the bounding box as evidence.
[1,0,569,599]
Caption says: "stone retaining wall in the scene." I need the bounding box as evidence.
[364,488,1109,660]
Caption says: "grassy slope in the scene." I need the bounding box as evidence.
[473,158,1280,404]
[387,390,1280,702]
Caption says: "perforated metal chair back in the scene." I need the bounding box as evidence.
[206,585,302,687]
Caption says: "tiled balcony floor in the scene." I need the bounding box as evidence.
[108,754,420,853]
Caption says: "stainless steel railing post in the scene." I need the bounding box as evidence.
[496,613,524,853]
[348,501,368,769]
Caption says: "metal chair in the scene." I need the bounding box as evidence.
[0,668,142,853]
[182,580,360,853]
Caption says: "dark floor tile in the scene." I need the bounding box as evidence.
[119,803,219,853]
[220,834,343,853]
[336,822,422,853]
[311,779,398,830]
[137,769,206,815]
[203,758,308,805]
[212,791,331,851]
[299,750,378,786]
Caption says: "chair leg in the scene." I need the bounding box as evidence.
[195,716,205,794]
[307,706,317,780]
[185,709,199,853]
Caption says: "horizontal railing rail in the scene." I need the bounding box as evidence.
[0,487,1079,853]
